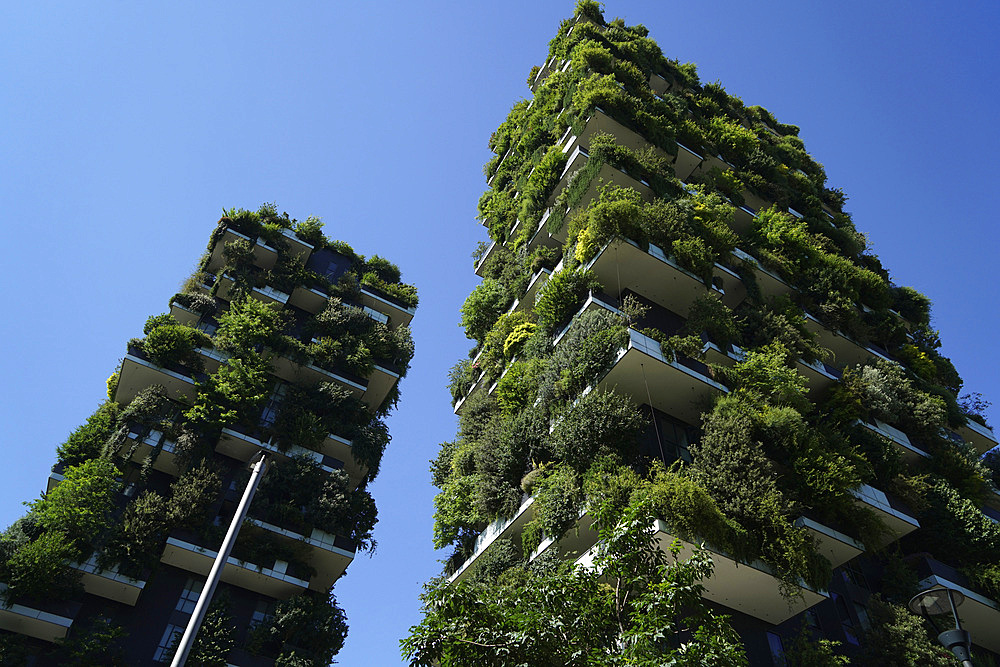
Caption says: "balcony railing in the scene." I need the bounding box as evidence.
[568,518,828,624]
[584,237,731,318]
[596,328,727,425]
[70,555,146,606]
[114,345,205,405]
[448,496,536,584]
[246,518,355,591]
[0,583,80,642]
[161,534,310,600]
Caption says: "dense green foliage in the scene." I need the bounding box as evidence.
[250,591,348,667]
[427,2,996,663]
[404,496,746,666]
[0,203,414,663]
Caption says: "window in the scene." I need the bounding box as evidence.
[839,561,871,590]
[176,577,204,615]
[854,602,871,631]
[249,599,274,630]
[832,592,860,646]
[153,623,184,662]
[259,384,287,428]
[766,632,786,666]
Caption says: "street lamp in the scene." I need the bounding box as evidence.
[170,451,269,667]
[908,586,973,667]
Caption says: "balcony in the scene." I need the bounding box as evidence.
[359,286,416,329]
[529,56,568,93]
[796,356,843,395]
[169,300,201,326]
[851,483,920,547]
[731,248,795,301]
[161,536,310,600]
[0,583,79,642]
[216,425,363,489]
[246,519,355,591]
[672,142,703,181]
[363,363,402,412]
[954,419,998,455]
[509,268,552,314]
[114,346,203,405]
[71,555,146,606]
[730,204,758,235]
[595,328,728,425]
[803,313,892,368]
[858,419,929,464]
[912,555,1000,654]
[474,241,499,278]
[452,347,488,415]
[127,428,180,476]
[648,72,674,97]
[270,354,368,399]
[205,228,279,273]
[448,497,536,584]
[288,285,332,313]
[279,227,314,262]
[215,273,291,307]
[548,142,655,226]
[571,519,828,624]
[584,237,729,318]
[519,207,573,255]
[794,517,863,569]
[572,107,670,160]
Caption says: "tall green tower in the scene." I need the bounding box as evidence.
[420,3,999,664]
[0,205,416,665]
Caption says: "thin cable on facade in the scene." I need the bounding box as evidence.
[640,362,666,464]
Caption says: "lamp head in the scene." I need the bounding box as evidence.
[908,586,965,618]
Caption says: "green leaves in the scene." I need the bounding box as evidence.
[215,297,287,356]
[404,492,747,667]
[142,323,213,370]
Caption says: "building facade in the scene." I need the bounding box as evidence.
[431,4,1000,664]
[0,205,416,665]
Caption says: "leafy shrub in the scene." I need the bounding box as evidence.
[684,294,738,348]
[185,357,271,429]
[171,291,217,317]
[854,596,953,666]
[32,459,120,553]
[56,401,121,467]
[550,390,645,470]
[250,591,348,667]
[293,216,324,247]
[460,279,509,343]
[533,268,600,333]
[448,359,478,402]
[522,464,583,552]
[495,359,543,415]
[2,529,78,602]
[364,255,402,284]
[143,324,212,370]
[215,297,287,356]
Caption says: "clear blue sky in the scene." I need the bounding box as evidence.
[2,2,998,664]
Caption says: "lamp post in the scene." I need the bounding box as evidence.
[908,586,973,667]
[170,451,269,667]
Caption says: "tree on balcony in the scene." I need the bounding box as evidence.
[402,495,746,667]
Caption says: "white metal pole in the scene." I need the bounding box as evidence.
[170,453,268,667]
